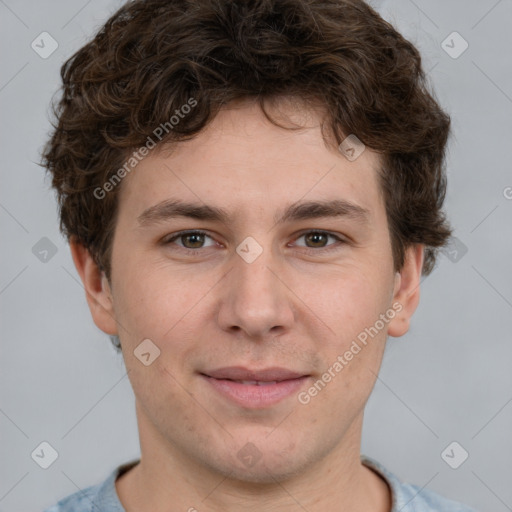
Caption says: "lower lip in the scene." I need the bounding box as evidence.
[201,375,310,408]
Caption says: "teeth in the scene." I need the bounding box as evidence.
[234,380,278,385]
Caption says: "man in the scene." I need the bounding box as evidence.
[42,0,478,510]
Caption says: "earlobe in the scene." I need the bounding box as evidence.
[387,245,424,338]
[69,238,118,336]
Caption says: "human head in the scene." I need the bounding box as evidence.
[41,0,454,499]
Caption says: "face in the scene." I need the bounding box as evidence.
[74,98,422,484]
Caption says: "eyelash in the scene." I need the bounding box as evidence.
[162,229,348,256]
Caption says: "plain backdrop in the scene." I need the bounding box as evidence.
[1,1,511,511]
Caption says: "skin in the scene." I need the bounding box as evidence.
[71,97,424,512]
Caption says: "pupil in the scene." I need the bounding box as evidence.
[307,233,326,247]
[184,233,203,248]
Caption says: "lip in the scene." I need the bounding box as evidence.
[203,366,307,381]
[200,367,310,408]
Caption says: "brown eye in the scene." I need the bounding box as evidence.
[164,230,215,250]
[295,231,341,248]
[292,230,347,255]
[180,232,206,248]
[304,232,330,248]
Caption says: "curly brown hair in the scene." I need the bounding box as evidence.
[42,0,452,283]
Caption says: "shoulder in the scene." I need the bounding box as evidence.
[41,459,138,512]
[397,480,479,511]
[361,455,479,512]
[41,482,101,512]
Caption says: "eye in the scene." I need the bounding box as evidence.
[292,230,347,253]
[163,230,216,250]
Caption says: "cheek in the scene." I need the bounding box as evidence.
[305,266,392,394]
[129,358,208,448]
[309,265,391,339]
[111,257,207,345]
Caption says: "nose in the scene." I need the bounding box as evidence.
[216,245,295,340]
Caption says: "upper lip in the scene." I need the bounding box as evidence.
[202,366,308,382]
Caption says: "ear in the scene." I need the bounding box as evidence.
[387,244,424,338]
[69,238,118,336]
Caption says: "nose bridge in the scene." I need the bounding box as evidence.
[217,238,294,337]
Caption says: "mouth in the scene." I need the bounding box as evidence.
[214,379,281,386]
[200,366,311,408]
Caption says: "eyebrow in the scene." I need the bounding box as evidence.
[137,198,370,227]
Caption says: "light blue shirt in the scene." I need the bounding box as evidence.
[42,455,478,511]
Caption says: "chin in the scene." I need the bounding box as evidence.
[199,443,313,485]
[215,460,308,485]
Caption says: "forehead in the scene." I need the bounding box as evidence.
[116,99,385,227]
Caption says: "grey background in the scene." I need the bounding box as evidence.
[1,0,511,511]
